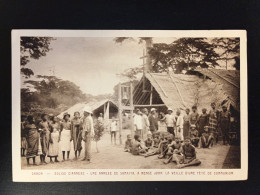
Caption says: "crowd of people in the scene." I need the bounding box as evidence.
[124,102,235,168]
[21,106,95,166]
[21,102,236,168]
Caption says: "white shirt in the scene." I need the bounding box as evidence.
[134,114,143,130]
[110,121,117,132]
[176,115,183,129]
[165,114,175,127]
[82,115,94,134]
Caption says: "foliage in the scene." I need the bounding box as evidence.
[119,66,143,80]
[93,119,105,142]
[20,37,55,77]
[212,38,240,70]
[149,38,220,73]
[21,75,87,116]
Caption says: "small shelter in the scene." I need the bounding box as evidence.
[58,99,118,119]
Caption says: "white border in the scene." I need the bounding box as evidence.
[12,30,247,181]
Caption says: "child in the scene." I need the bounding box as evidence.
[124,134,133,152]
[164,136,182,164]
[172,137,201,169]
[198,126,214,149]
[144,134,153,149]
[197,108,209,136]
[48,116,60,163]
[158,134,173,159]
[189,124,199,147]
[153,134,160,148]
[110,117,117,145]
[131,135,147,155]
[60,113,72,161]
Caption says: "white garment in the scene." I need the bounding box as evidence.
[165,114,175,127]
[175,115,184,140]
[82,115,94,134]
[110,121,117,132]
[134,114,143,130]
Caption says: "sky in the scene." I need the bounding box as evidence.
[22,37,176,95]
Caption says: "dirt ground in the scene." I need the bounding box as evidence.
[21,129,233,170]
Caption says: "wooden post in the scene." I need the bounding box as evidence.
[130,82,135,137]
[150,85,153,105]
[118,83,122,144]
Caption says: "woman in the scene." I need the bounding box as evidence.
[158,112,167,132]
[38,113,50,164]
[25,116,39,166]
[60,113,72,161]
[21,115,28,157]
[71,111,82,160]
[48,116,60,163]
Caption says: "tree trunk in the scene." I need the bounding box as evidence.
[96,141,99,153]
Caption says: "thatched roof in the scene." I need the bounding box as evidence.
[195,69,240,111]
[58,99,118,118]
[134,71,232,112]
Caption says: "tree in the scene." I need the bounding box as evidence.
[149,38,220,73]
[212,38,240,69]
[93,119,105,152]
[20,37,55,77]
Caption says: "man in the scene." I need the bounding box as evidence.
[198,126,214,149]
[219,105,231,145]
[172,137,201,169]
[175,109,184,141]
[134,109,143,138]
[148,108,158,137]
[165,108,176,136]
[71,111,82,160]
[81,106,94,162]
[142,108,150,140]
[208,102,220,143]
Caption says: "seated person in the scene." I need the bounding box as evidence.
[164,136,182,164]
[158,134,174,159]
[152,134,160,148]
[144,134,153,149]
[172,137,201,169]
[124,134,133,152]
[144,134,171,158]
[131,134,147,155]
[189,124,200,147]
[198,126,214,149]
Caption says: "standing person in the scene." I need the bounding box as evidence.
[25,116,39,166]
[197,108,209,136]
[81,106,94,162]
[98,113,104,123]
[208,102,220,143]
[148,108,158,137]
[142,108,150,140]
[183,108,190,138]
[21,115,28,157]
[71,111,82,160]
[110,117,117,144]
[134,109,143,138]
[38,114,50,164]
[48,116,60,163]
[158,112,167,132]
[219,105,231,145]
[175,109,184,141]
[189,105,199,128]
[165,108,176,136]
[60,113,72,161]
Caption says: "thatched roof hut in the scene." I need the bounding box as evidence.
[58,99,118,119]
[133,69,240,113]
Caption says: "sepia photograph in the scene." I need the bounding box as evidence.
[12,30,247,181]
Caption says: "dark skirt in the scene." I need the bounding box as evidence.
[183,121,190,138]
[26,129,39,158]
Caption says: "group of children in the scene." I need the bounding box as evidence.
[123,102,235,168]
[124,132,201,169]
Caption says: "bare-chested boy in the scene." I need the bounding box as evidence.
[172,137,201,168]
[131,135,147,155]
[124,134,133,152]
